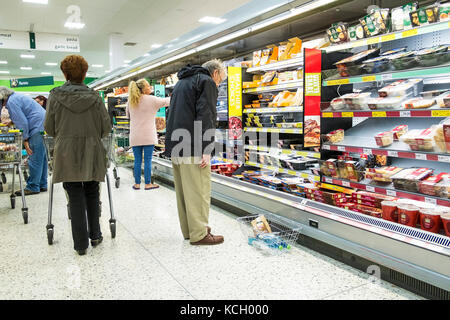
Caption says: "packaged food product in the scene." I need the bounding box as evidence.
[403,2,419,29]
[420,209,442,233]
[330,97,347,111]
[439,3,450,21]
[388,51,417,70]
[392,168,434,192]
[410,8,429,27]
[345,160,363,182]
[381,48,407,56]
[442,213,450,237]
[326,159,339,178]
[381,201,399,222]
[398,204,420,227]
[365,166,403,183]
[367,97,405,110]
[418,173,449,197]
[400,127,436,151]
[347,25,358,42]
[341,92,373,110]
[420,89,448,99]
[391,6,406,31]
[251,215,272,235]
[378,79,423,98]
[325,129,345,144]
[415,45,449,67]
[375,131,394,147]
[435,91,450,108]
[402,97,435,109]
[253,50,262,67]
[337,156,348,180]
[260,48,273,66]
[334,48,380,77]
[435,174,450,198]
[424,5,439,24]
[391,125,408,141]
[362,56,391,74]
[433,118,450,153]
[360,9,388,37]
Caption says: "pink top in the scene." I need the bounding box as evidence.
[126,95,170,147]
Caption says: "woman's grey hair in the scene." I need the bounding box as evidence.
[202,59,226,76]
[0,86,14,100]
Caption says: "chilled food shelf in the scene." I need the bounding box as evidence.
[322,109,450,118]
[243,81,303,94]
[245,145,320,159]
[244,127,303,134]
[323,65,450,87]
[325,20,450,53]
[322,118,450,163]
[245,161,320,182]
[322,176,450,208]
[247,56,303,73]
[244,106,303,114]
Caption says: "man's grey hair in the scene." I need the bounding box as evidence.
[0,86,14,100]
[202,59,226,76]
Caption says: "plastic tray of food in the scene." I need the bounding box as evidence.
[388,51,418,70]
[367,96,405,110]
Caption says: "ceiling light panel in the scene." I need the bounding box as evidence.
[0,61,7,64]
[92,64,104,68]
[0,71,10,74]
[46,62,57,66]
[21,67,32,70]
[199,16,227,24]
[21,54,35,59]
[64,22,85,29]
[23,0,48,4]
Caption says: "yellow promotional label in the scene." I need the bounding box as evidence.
[322,112,334,118]
[285,129,295,134]
[366,37,379,45]
[352,40,365,48]
[287,170,297,176]
[362,76,376,82]
[305,73,321,96]
[432,110,450,117]
[326,78,350,86]
[227,66,242,117]
[282,149,291,155]
[402,29,418,38]
[342,112,354,118]
[372,111,387,118]
[381,34,396,42]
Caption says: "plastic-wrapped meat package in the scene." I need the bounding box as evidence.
[378,79,423,98]
[391,168,434,193]
[434,118,450,153]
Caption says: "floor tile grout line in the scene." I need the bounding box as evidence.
[114,218,197,300]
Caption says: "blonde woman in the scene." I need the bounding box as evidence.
[126,79,170,190]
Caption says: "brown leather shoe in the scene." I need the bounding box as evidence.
[184,226,211,240]
[190,233,224,246]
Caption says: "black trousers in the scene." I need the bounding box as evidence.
[63,181,102,251]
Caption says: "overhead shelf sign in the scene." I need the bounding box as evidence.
[0,30,80,52]
[10,76,54,88]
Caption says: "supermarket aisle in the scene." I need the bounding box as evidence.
[0,169,423,300]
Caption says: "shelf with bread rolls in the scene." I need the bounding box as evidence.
[243,80,303,94]
[247,55,304,73]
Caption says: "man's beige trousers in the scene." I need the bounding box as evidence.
[172,158,211,243]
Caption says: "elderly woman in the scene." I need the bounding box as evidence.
[45,55,112,256]
[0,86,47,196]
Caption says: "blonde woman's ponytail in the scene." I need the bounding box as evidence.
[129,81,142,107]
[128,79,148,107]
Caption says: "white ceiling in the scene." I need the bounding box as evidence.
[0,0,252,80]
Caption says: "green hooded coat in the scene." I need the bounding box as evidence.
[44,81,112,184]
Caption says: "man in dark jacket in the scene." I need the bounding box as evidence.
[165,59,227,246]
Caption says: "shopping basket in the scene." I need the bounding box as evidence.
[0,129,28,224]
[237,213,301,254]
[42,132,117,245]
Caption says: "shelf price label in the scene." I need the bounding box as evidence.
[402,29,418,38]
[322,112,334,118]
[386,190,397,197]
[342,112,354,118]
[322,145,331,150]
[362,76,377,82]
[363,148,373,155]
[400,111,411,117]
[337,146,346,152]
[425,197,437,205]
[366,186,375,192]
[432,110,450,117]
[415,153,427,160]
[438,155,450,163]
[342,181,351,187]
[388,151,399,158]
[326,79,350,86]
[372,111,386,118]
[324,177,333,184]
[381,73,393,81]
[381,34,397,42]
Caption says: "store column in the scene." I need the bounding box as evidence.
[109,33,124,71]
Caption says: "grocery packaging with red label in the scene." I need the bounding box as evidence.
[397,204,420,227]
[442,213,450,237]
[375,131,394,147]
[391,125,408,141]
[381,201,399,222]
[365,166,403,183]
[418,173,449,197]
[419,209,442,234]
[392,168,434,193]
[378,79,423,98]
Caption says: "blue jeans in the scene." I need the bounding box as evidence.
[26,133,48,192]
[133,145,154,185]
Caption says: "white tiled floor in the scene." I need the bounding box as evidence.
[0,168,423,300]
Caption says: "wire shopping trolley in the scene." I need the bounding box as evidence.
[43,132,117,245]
[0,128,28,224]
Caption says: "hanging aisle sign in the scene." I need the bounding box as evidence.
[0,30,80,52]
[10,76,54,88]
